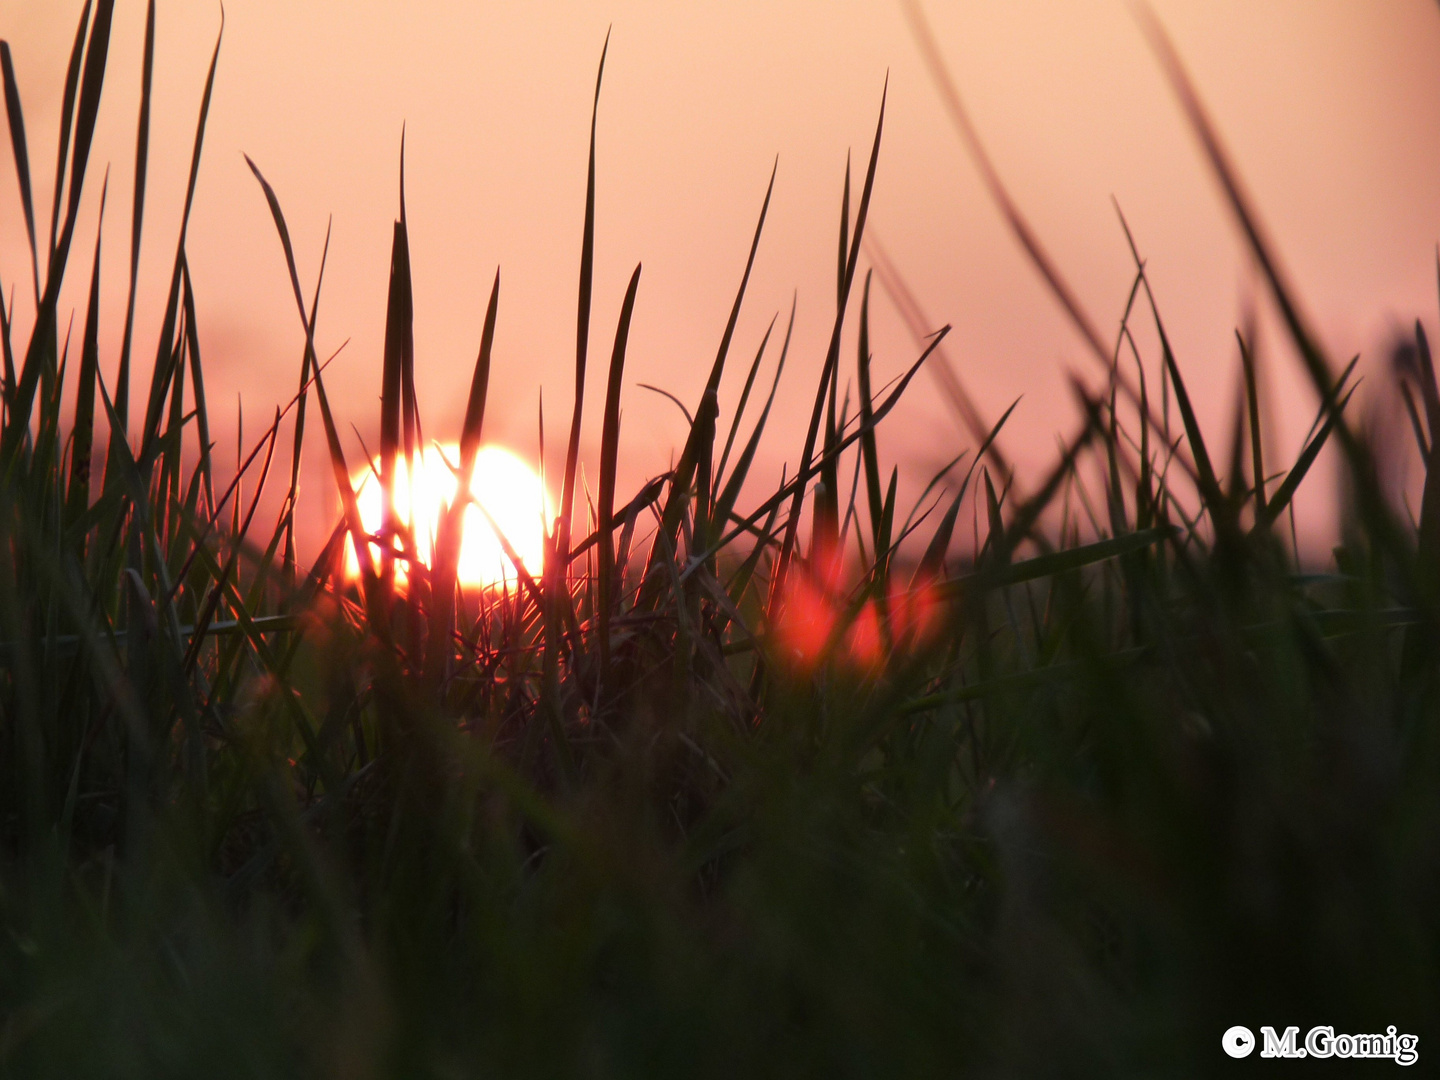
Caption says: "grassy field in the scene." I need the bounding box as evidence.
[2,3,1438,1076]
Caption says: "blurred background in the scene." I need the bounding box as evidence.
[1,0,1438,561]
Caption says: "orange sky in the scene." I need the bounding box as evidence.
[3,0,1439,556]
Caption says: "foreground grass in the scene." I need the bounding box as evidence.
[1,4,1438,1076]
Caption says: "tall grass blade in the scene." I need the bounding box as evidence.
[714,312,776,497]
[281,220,331,580]
[180,258,212,515]
[866,229,1004,471]
[426,268,500,684]
[379,219,413,594]
[644,162,777,601]
[773,79,886,601]
[1254,373,1358,532]
[47,0,91,271]
[558,30,609,568]
[67,178,106,524]
[1134,6,1419,578]
[51,0,114,294]
[837,154,850,311]
[138,6,220,456]
[114,0,155,427]
[856,270,885,551]
[397,136,419,476]
[1238,330,1265,519]
[902,0,1108,365]
[714,299,794,530]
[1,42,40,304]
[597,263,642,677]
[2,0,110,465]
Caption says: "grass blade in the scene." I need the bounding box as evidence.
[51,0,114,295]
[773,78,886,602]
[1,41,40,304]
[856,270,884,552]
[180,256,213,517]
[1238,330,1265,519]
[67,177,106,524]
[558,30,609,568]
[1254,376,1358,533]
[713,312,776,498]
[597,263,642,676]
[379,218,412,595]
[114,0,155,428]
[714,298,795,530]
[138,6,221,454]
[46,0,92,272]
[426,268,500,683]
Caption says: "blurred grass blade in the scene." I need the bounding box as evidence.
[915,485,964,583]
[2,0,111,464]
[1409,322,1440,585]
[1134,6,1418,575]
[47,0,90,267]
[1254,376,1358,533]
[0,281,16,404]
[1136,5,1334,404]
[837,154,850,310]
[1238,330,1265,519]
[902,0,1108,365]
[867,229,1005,472]
[51,0,114,295]
[936,526,1174,601]
[1,41,40,304]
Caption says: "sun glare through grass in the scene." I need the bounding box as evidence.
[344,443,550,588]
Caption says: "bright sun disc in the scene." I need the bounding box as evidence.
[344,444,550,589]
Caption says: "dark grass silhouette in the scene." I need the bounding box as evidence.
[0,3,1437,1075]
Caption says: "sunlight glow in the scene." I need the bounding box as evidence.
[344,444,550,589]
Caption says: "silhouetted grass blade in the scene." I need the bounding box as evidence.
[774,78,886,602]
[1,41,40,303]
[597,263,641,677]
[425,268,500,685]
[47,0,91,266]
[379,219,411,594]
[138,6,220,457]
[114,0,155,426]
[67,179,105,525]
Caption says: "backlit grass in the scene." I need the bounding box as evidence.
[1,3,1437,1076]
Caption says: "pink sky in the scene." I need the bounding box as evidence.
[3,0,1439,556]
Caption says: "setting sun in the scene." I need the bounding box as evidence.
[344,444,550,588]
